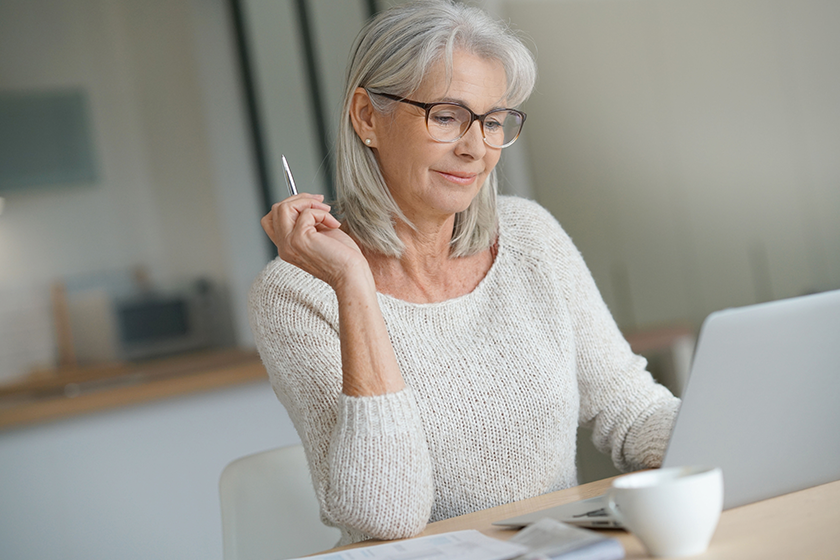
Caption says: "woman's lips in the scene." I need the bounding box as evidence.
[436,170,479,185]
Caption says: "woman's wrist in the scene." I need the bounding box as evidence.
[330,257,377,301]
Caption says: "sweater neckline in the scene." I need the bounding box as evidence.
[376,229,505,310]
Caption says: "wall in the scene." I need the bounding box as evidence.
[0,0,165,290]
[0,0,228,288]
[0,0,269,382]
[507,0,840,329]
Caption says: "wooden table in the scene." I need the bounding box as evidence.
[331,477,840,559]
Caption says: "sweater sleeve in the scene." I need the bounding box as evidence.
[509,198,680,472]
[566,247,679,471]
[248,259,434,543]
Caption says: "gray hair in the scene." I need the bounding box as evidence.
[335,0,537,257]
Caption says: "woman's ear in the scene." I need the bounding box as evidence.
[349,87,377,148]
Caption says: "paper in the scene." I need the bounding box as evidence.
[509,518,624,560]
[298,530,528,560]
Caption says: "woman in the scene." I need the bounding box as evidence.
[249,0,679,546]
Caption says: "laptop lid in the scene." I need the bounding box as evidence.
[662,289,840,509]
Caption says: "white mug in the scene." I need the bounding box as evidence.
[606,465,724,557]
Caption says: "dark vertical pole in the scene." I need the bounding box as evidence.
[293,0,335,200]
[364,0,379,18]
[228,0,276,258]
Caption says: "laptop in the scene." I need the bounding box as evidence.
[495,289,840,529]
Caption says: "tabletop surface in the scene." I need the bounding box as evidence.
[327,476,840,559]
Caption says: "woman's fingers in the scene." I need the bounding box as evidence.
[260,194,366,286]
[286,207,344,259]
[278,194,331,219]
[262,194,335,245]
[272,193,325,212]
[266,197,343,255]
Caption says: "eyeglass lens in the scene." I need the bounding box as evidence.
[427,105,523,148]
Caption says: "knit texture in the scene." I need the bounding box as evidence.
[248,196,680,546]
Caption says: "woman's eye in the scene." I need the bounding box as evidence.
[484,118,503,131]
[432,114,458,125]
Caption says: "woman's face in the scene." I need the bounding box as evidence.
[371,50,507,225]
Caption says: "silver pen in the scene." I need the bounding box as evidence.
[281,154,298,196]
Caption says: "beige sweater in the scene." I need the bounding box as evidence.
[248,196,679,546]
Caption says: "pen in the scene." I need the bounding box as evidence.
[281,155,298,196]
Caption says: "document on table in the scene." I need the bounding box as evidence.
[297,530,528,560]
[509,518,624,560]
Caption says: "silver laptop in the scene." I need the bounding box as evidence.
[495,289,840,529]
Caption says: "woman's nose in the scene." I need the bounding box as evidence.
[456,119,487,157]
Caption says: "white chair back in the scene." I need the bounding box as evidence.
[220,445,340,560]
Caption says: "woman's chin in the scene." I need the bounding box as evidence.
[397,181,484,221]
[435,182,484,213]
[431,193,478,217]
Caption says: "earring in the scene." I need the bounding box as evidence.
[365,138,372,146]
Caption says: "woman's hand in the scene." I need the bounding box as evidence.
[263,194,404,397]
[261,194,368,289]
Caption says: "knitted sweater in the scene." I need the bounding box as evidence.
[248,196,680,546]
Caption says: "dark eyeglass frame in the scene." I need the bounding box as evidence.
[369,91,527,148]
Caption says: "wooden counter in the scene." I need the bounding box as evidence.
[0,326,691,433]
[0,348,267,431]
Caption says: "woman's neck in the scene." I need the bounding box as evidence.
[362,215,493,304]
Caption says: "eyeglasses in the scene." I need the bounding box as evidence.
[369,91,527,149]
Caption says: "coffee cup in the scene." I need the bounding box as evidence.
[606,465,724,557]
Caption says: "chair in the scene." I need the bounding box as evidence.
[220,444,341,560]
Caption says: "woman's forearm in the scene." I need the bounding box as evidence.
[333,261,406,397]
[327,264,433,539]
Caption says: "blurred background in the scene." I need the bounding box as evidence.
[0,0,837,558]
